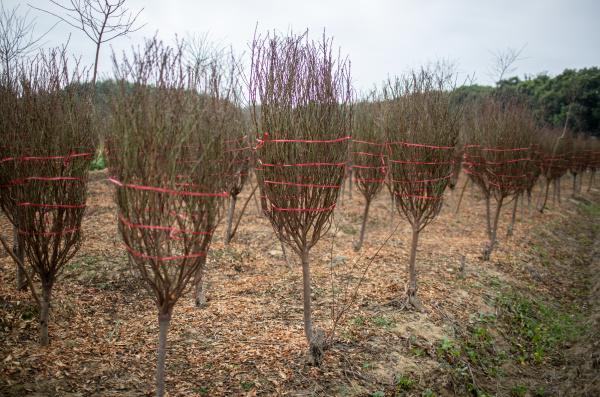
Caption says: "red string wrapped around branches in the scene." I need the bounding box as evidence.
[384,67,461,309]
[107,38,233,397]
[0,47,96,346]
[463,98,537,259]
[250,30,352,366]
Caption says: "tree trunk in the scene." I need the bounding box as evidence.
[14,225,27,290]
[557,177,562,203]
[519,190,525,219]
[539,178,550,213]
[92,41,101,86]
[485,194,492,240]
[507,194,518,237]
[347,168,353,200]
[405,223,421,309]
[224,195,237,244]
[572,173,577,197]
[455,177,469,215]
[40,283,52,346]
[300,249,322,366]
[156,311,172,397]
[354,199,371,251]
[194,258,208,308]
[483,196,504,261]
[527,189,532,215]
[589,170,595,192]
[281,241,292,269]
[389,193,395,232]
[228,184,259,243]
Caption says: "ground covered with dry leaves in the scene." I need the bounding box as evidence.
[1,170,599,396]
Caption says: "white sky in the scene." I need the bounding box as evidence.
[6,0,600,93]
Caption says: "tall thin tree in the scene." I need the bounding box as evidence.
[384,67,461,309]
[250,30,352,365]
[107,38,232,397]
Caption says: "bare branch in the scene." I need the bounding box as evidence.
[488,45,527,83]
[0,3,55,74]
[30,0,145,84]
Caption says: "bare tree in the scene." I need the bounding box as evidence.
[489,45,526,83]
[0,46,96,345]
[0,2,54,74]
[384,67,461,309]
[538,127,571,213]
[464,98,537,260]
[31,0,144,85]
[352,95,386,251]
[108,38,232,397]
[223,134,251,244]
[569,134,588,195]
[0,2,55,290]
[250,30,352,365]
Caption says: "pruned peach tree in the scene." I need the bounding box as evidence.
[569,133,588,195]
[538,127,571,213]
[384,68,461,309]
[0,47,96,345]
[464,98,536,259]
[250,30,352,365]
[107,38,228,397]
[352,95,386,251]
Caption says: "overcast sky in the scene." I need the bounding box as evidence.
[6,0,600,93]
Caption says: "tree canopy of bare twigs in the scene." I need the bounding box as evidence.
[490,45,526,84]
[0,46,96,346]
[463,98,537,259]
[384,67,461,309]
[569,133,588,194]
[537,127,571,211]
[0,2,55,75]
[32,0,144,84]
[250,30,352,366]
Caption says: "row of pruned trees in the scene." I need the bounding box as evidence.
[2,28,600,397]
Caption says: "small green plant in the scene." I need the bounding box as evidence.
[422,389,435,397]
[438,337,460,358]
[511,384,527,397]
[373,316,394,328]
[410,347,425,357]
[371,391,384,397]
[395,374,414,391]
[241,381,255,392]
[351,316,366,326]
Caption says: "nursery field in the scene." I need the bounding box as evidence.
[1,170,599,397]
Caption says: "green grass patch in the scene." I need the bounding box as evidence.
[373,315,394,328]
[496,291,585,365]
